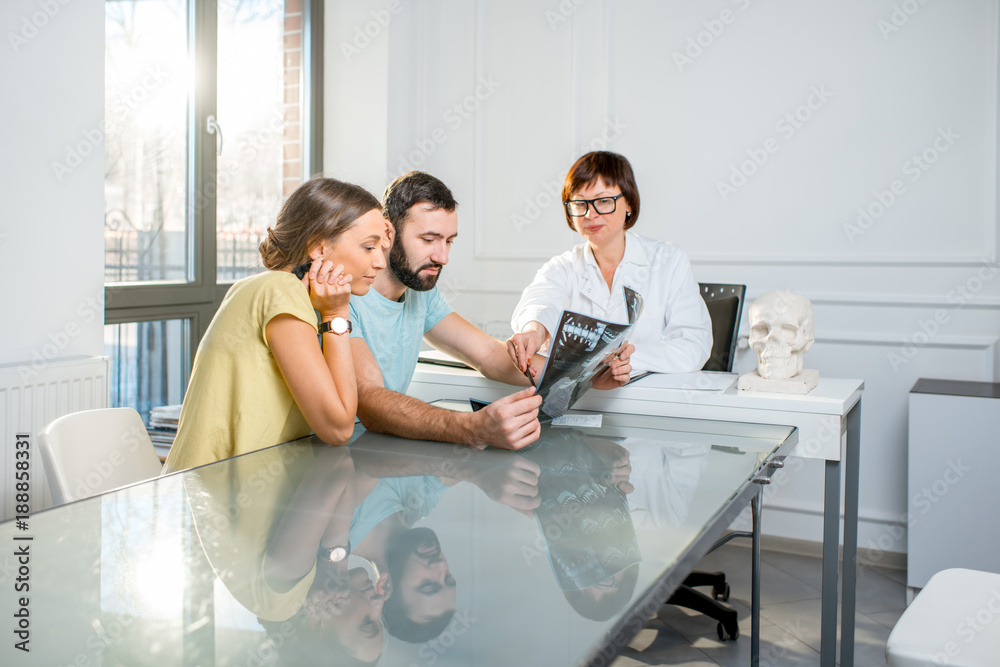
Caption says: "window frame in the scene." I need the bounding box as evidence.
[104,0,324,366]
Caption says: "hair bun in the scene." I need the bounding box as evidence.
[259,227,286,269]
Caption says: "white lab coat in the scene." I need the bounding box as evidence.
[619,438,711,530]
[511,231,712,374]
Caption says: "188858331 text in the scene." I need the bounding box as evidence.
[12,433,32,653]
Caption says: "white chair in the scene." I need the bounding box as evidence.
[886,568,1000,667]
[39,407,163,505]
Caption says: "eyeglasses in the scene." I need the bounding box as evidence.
[563,194,624,217]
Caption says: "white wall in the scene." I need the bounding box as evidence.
[0,0,992,557]
[322,0,392,195]
[0,0,105,367]
[328,0,1000,557]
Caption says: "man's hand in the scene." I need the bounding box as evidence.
[471,386,543,450]
[467,455,541,515]
[592,341,635,390]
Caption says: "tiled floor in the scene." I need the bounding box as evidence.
[612,542,907,666]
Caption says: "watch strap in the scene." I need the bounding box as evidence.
[319,317,352,335]
[318,540,351,563]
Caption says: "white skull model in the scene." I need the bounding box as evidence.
[747,291,814,380]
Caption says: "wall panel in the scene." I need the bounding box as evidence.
[386,0,1000,554]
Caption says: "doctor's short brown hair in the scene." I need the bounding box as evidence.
[561,151,640,231]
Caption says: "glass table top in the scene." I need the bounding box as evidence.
[2,412,794,666]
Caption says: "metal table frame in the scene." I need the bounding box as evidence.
[583,438,794,667]
[409,365,864,667]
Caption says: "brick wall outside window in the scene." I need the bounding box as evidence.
[283,0,303,197]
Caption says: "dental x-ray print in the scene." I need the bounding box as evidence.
[534,287,644,419]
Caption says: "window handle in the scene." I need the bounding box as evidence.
[206,115,223,156]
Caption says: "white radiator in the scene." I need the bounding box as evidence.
[0,356,109,519]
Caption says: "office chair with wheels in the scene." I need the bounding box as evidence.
[664,283,747,640]
[39,407,163,505]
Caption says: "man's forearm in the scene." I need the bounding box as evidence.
[357,384,478,446]
[351,436,475,481]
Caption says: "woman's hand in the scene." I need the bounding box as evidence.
[301,258,353,320]
[592,341,635,389]
[506,327,546,375]
[587,438,634,494]
[609,341,635,383]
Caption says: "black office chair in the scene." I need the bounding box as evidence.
[699,283,746,373]
[664,283,746,640]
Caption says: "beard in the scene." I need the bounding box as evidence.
[389,241,443,291]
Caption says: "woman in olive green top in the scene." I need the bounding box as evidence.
[164,178,390,473]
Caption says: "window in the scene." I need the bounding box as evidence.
[104,0,323,423]
[105,320,188,428]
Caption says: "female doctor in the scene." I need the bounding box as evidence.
[507,151,712,376]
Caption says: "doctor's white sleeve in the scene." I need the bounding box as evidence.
[510,257,573,341]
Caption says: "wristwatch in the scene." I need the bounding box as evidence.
[318,541,351,563]
[319,317,351,336]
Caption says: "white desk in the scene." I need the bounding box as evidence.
[408,363,864,667]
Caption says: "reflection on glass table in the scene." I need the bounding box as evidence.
[0,412,793,666]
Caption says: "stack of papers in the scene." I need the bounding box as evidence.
[148,404,182,456]
[149,404,181,429]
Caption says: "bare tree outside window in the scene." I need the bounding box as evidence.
[105,0,188,283]
[103,0,313,425]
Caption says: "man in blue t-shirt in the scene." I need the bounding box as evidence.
[349,172,594,450]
